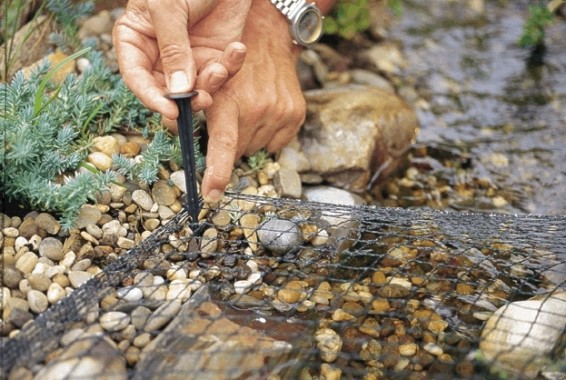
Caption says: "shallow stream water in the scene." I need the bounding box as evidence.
[391,0,566,216]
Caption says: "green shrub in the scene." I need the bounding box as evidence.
[518,1,561,49]
[323,0,403,40]
[0,1,203,229]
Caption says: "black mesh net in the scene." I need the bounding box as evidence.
[2,193,565,380]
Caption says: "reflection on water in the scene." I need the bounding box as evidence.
[392,0,566,215]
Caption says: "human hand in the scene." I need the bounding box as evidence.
[201,1,307,203]
[112,0,251,129]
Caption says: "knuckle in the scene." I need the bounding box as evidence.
[159,44,189,68]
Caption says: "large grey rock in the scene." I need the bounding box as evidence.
[257,219,302,255]
[300,86,417,192]
[479,291,566,379]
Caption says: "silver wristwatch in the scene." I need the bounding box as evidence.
[269,0,323,47]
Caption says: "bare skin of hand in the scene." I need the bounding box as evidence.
[200,0,307,203]
[112,0,251,129]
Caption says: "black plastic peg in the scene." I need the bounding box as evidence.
[165,91,201,225]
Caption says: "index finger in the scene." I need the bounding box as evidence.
[201,96,240,203]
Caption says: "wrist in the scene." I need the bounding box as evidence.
[246,0,303,57]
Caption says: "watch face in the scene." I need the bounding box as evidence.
[297,9,322,45]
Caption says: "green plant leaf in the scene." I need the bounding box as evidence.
[33,46,91,116]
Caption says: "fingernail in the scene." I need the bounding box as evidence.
[210,72,226,88]
[231,49,246,62]
[170,71,189,93]
[205,189,223,203]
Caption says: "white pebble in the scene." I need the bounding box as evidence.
[116,286,144,302]
[3,227,19,237]
[47,283,67,304]
[32,262,51,275]
[100,311,130,332]
[234,280,254,294]
[15,236,29,252]
[167,267,187,281]
[71,259,92,272]
[61,251,77,269]
[246,260,259,273]
[45,265,66,278]
[68,271,93,288]
[19,279,32,295]
[248,272,263,285]
[28,289,49,313]
[28,235,42,250]
[166,280,192,301]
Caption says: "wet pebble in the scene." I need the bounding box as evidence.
[315,328,342,363]
[257,218,302,255]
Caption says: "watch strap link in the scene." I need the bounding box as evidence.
[270,0,307,21]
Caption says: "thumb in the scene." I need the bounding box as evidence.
[147,0,195,93]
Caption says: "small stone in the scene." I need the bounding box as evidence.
[310,229,329,246]
[399,343,418,356]
[132,190,154,211]
[34,335,127,380]
[211,209,232,227]
[3,266,23,289]
[68,271,93,288]
[133,332,152,348]
[39,237,65,261]
[120,141,141,157]
[108,183,128,202]
[320,363,342,380]
[257,218,302,255]
[151,180,177,206]
[166,280,192,301]
[143,218,161,231]
[144,299,182,332]
[17,218,40,239]
[170,170,192,194]
[277,281,307,304]
[273,168,302,198]
[27,273,51,292]
[52,273,71,288]
[200,228,218,258]
[117,237,135,249]
[47,283,67,304]
[116,286,144,302]
[315,328,342,363]
[87,152,113,171]
[234,280,254,294]
[158,206,175,220]
[100,311,131,332]
[27,289,49,313]
[332,308,356,322]
[377,284,410,298]
[91,135,120,157]
[131,306,152,330]
[423,342,443,356]
[15,251,38,275]
[34,213,61,235]
[71,259,91,272]
[3,227,19,238]
[75,205,102,229]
